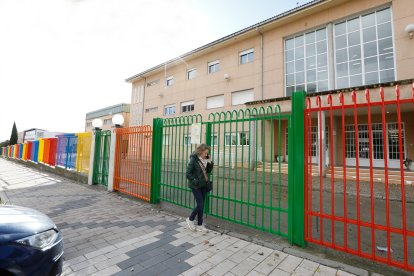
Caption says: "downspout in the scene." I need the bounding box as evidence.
[141,77,147,126]
[256,27,264,100]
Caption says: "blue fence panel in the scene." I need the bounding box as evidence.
[56,134,78,169]
[32,141,39,163]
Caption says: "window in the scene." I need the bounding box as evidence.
[145,107,158,113]
[232,89,254,105]
[240,48,254,64]
[132,85,144,103]
[208,60,220,74]
[147,79,159,87]
[334,7,394,88]
[187,68,196,80]
[184,135,191,145]
[162,135,169,146]
[181,101,194,113]
[285,128,288,155]
[285,28,329,96]
[344,123,404,160]
[224,132,249,146]
[206,95,224,109]
[86,122,92,127]
[211,135,218,146]
[166,76,174,86]
[164,104,176,116]
[103,119,111,125]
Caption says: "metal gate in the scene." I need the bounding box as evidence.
[113,126,152,201]
[93,130,111,186]
[304,84,414,271]
[152,93,306,245]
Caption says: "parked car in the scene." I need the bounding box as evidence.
[0,205,63,276]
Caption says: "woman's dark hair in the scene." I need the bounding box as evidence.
[194,144,210,156]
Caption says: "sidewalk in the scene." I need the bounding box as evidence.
[0,159,370,276]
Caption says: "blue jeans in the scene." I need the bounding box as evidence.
[189,187,207,226]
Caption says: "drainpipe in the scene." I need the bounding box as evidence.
[141,77,146,126]
[256,27,264,100]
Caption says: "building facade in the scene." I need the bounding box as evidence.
[126,0,414,168]
[85,104,131,132]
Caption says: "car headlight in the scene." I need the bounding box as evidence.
[15,229,58,250]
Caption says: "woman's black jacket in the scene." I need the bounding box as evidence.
[186,153,214,189]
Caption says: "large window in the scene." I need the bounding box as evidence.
[285,28,329,96]
[208,60,220,74]
[232,89,254,105]
[334,7,394,88]
[284,7,395,94]
[206,95,224,109]
[344,123,404,160]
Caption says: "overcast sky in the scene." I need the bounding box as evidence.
[0,0,309,141]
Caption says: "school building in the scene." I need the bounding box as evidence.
[125,0,414,169]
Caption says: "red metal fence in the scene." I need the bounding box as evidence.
[304,83,414,271]
[113,126,152,202]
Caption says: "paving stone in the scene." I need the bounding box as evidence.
[229,257,259,276]
[314,265,339,275]
[206,259,237,276]
[254,250,288,275]
[277,254,303,273]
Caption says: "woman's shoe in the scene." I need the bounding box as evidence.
[186,218,196,231]
[196,224,209,232]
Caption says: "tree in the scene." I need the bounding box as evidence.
[0,140,9,147]
[9,122,18,145]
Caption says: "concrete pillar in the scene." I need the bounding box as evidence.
[318,111,327,177]
[87,131,97,185]
[107,129,117,192]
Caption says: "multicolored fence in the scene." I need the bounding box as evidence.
[113,126,153,201]
[0,133,91,173]
[304,84,414,272]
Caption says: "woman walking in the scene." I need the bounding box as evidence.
[186,144,214,232]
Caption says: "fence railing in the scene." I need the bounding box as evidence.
[1,82,413,273]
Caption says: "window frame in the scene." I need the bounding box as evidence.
[163,104,176,116]
[208,60,220,74]
[333,6,395,88]
[166,76,174,87]
[181,100,195,113]
[284,27,329,96]
[239,48,254,64]
[224,132,250,146]
[206,94,224,110]
[231,89,254,106]
[187,68,196,80]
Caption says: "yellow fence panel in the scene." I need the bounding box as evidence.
[38,139,45,163]
[76,132,92,174]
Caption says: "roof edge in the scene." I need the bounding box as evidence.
[125,0,327,83]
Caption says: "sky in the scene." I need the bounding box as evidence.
[0,0,310,141]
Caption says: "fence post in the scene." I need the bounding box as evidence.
[150,118,162,204]
[88,131,97,185]
[204,122,212,214]
[107,128,117,192]
[288,90,306,247]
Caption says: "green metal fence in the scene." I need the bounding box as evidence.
[151,92,306,246]
[93,130,111,186]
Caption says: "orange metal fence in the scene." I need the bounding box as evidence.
[113,125,152,202]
